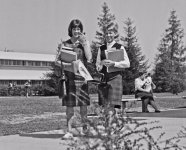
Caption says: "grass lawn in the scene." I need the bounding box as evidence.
[0,92,186,136]
[0,96,66,136]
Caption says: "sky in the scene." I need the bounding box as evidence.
[0,0,186,66]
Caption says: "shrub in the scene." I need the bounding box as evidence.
[0,86,8,96]
[65,105,186,149]
[0,85,25,96]
[0,84,58,97]
[40,85,57,96]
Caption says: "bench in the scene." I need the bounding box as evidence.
[121,97,145,112]
[90,94,145,112]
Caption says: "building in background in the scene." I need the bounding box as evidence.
[0,51,56,86]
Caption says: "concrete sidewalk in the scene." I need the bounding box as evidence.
[0,116,186,150]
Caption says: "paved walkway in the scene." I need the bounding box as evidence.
[0,108,186,150]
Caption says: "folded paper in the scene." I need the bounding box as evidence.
[73,60,93,81]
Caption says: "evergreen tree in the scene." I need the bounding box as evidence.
[43,61,60,95]
[120,18,149,94]
[153,10,186,94]
[96,2,118,45]
[43,44,63,96]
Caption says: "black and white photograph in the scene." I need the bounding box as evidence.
[0,0,186,149]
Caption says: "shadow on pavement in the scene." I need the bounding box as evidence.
[175,106,186,109]
[19,132,64,139]
[128,108,186,118]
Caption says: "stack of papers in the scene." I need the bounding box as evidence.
[60,48,77,63]
[61,46,74,51]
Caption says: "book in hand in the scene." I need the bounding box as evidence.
[55,61,75,73]
[63,62,75,73]
[60,49,77,63]
[105,48,125,73]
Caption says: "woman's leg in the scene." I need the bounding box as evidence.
[80,105,88,132]
[80,105,87,120]
[143,98,150,112]
[66,106,74,128]
[149,100,160,112]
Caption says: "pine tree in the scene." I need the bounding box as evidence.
[153,10,186,94]
[120,18,149,94]
[95,2,118,45]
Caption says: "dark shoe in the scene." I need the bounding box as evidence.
[155,110,161,113]
[144,110,149,113]
[81,124,89,135]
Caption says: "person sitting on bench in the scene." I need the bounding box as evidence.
[134,71,160,113]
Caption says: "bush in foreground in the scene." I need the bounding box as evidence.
[65,104,186,150]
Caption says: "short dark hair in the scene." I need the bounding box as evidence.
[138,70,147,76]
[68,19,83,37]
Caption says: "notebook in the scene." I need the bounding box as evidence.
[105,48,125,73]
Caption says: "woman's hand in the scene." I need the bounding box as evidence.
[78,33,92,63]
[78,32,87,45]
[152,82,156,89]
[143,89,150,93]
[102,59,115,67]
[96,65,103,71]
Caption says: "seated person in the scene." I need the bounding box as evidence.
[135,71,160,113]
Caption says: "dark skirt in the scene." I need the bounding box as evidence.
[62,71,90,107]
[98,74,123,107]
[135,90,154,101]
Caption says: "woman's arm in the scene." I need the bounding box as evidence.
[103,46,130,68]
[96,48,103,71]
[135,79,148,92]
[151,81,156,89]
[82,41,92,62]
[78,33,92,62]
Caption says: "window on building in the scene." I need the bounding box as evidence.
[13,60,17,65]
[42,61,47,66]
[0,59,52,67]
[47,62,52,66]
[35,61,41,66]
[8,60,12,65]
[0,60,4,65]
[5,60,9,65]
[0,80,9,85]
[16,80,25,85]
[17,60,21,65]
[28,61,34,66]
[12,60,21,66]
[22,61,26,66]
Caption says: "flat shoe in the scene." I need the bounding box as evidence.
[62,132,73,139]
[155,110,161,113]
